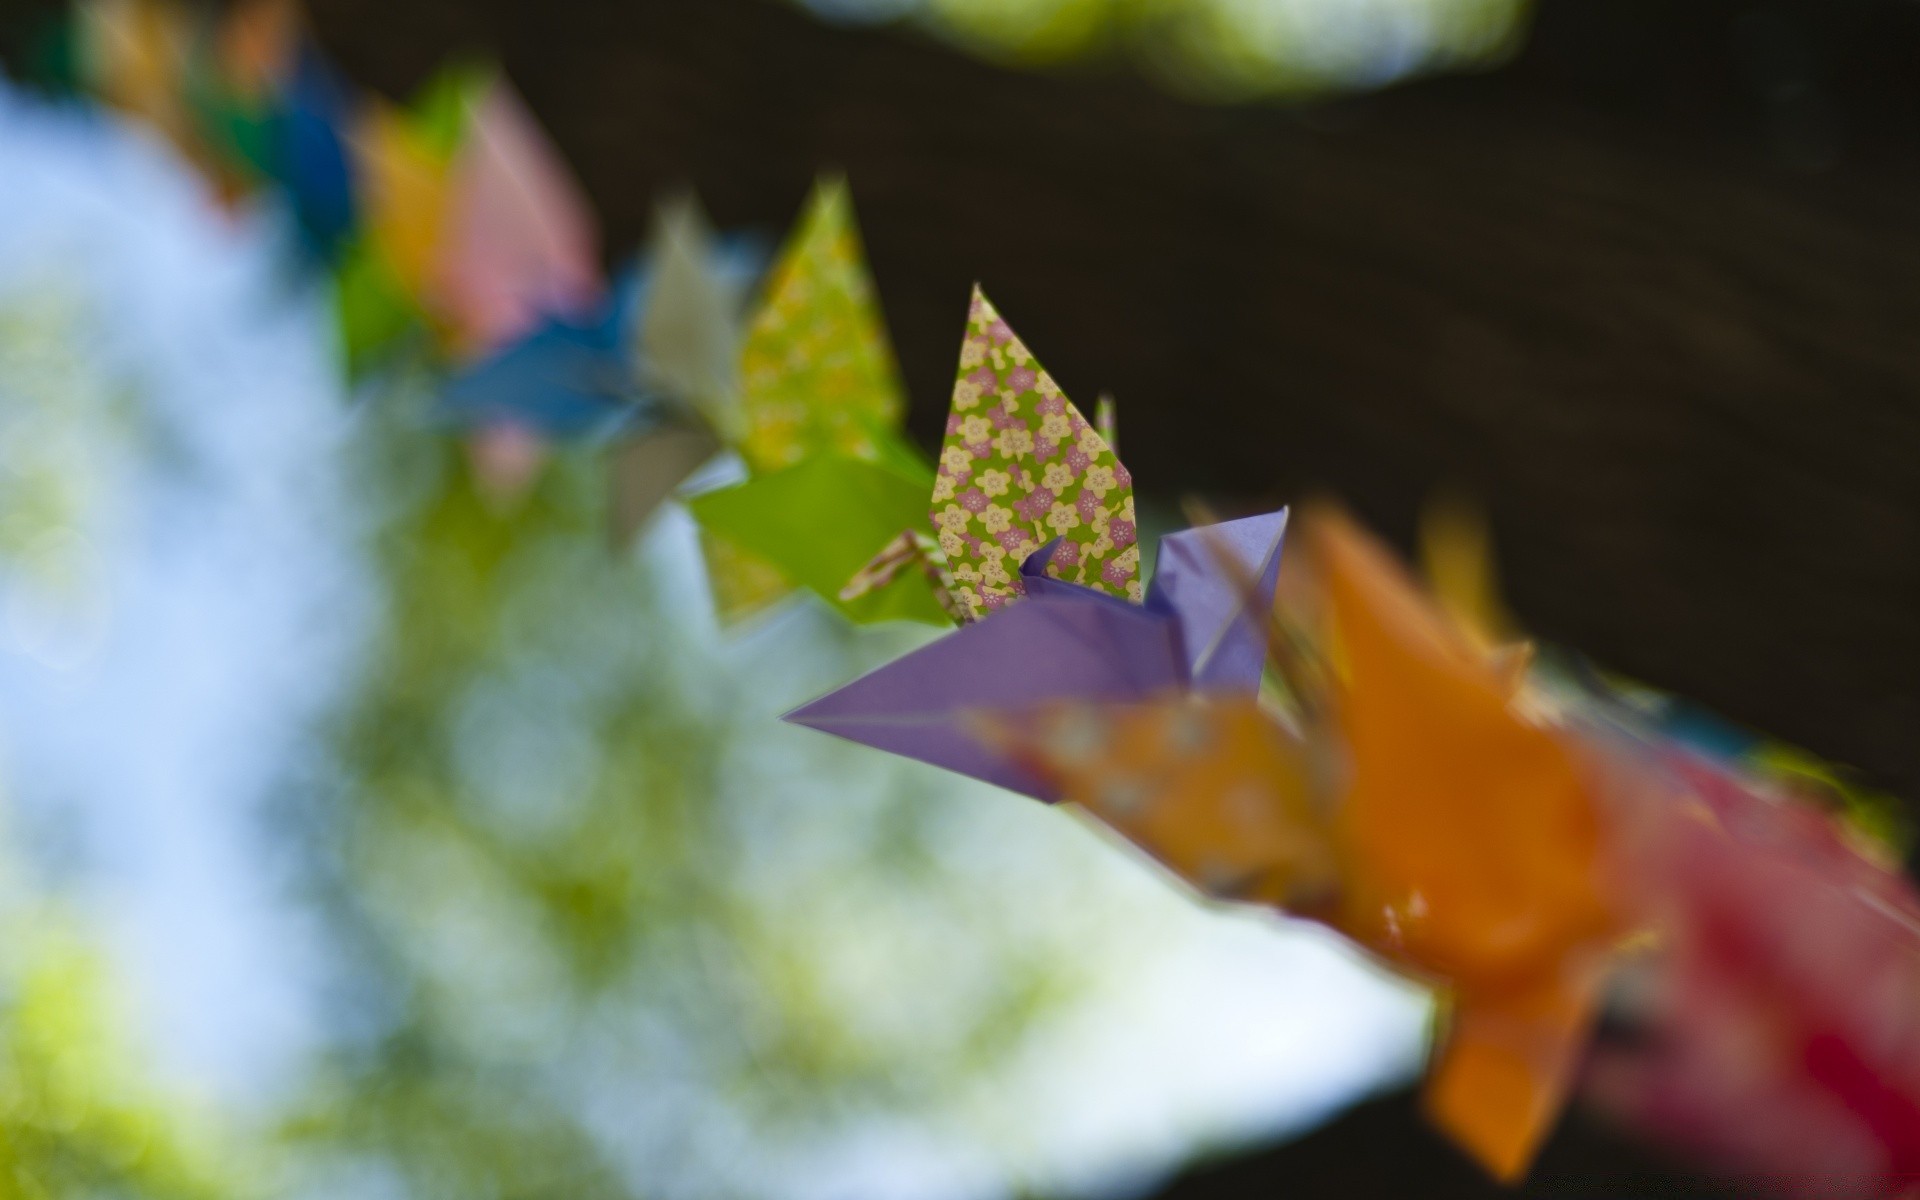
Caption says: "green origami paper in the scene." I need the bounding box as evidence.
[737,176,906,474]
[687,175,942,625]
[335,241,426,377]
[933,287,1137,619]
[407,60,492,164]
[687,453,949,626]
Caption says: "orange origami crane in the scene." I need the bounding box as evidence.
[982,504,1623,1182]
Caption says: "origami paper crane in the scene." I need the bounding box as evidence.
[685,178,943,623]
[967,506,1621,1183]
[695,281,1143,627]
[438,195,758,518]
[1585,749,1920,1197]
[1306,507,1620,1181]
[783,505,1287,797]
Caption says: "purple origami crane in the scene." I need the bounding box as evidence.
[784,507,1288,799]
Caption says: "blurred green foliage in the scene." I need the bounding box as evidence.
[0,277,1155,1197]
[799,0,1531,98]
[0,920,248,1200]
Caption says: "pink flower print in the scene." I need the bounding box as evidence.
[1035,393,1066,416]
[1013,488,1055,523]
[989,405,1022,431]
[945,413,965,436]
[959,488,990,513]
[1065,447,1092,473]
[1108,518,1136,548]
[1007,366,1038,393]
[1113,463,1132,489]
[967,366,998,392]
[1035,437,1060,461]
[988,318,1014,344]
[1050,540,1081,568]
[1102,559,1131,589]
[970,440,994,460]
[1067,413,1090,439]
[1075,489,1103,521]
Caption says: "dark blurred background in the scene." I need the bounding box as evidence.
[1,0,1914,1196]
[282,0,1920,811]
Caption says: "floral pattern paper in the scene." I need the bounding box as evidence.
[932,287,1137,619]
[737,177,905,473]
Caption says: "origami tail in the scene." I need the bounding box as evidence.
[1423,962,1608,1183]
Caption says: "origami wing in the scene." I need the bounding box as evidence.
[935,288,1136,618]
[274,43,360,259]
[978,695,1336,909]
[608,423,725,551]
[439,313,641,441]
[784,592,1185,798]
[688,455,950,626]
[1304,506,1617,1181]
[429,78,602,357]
[77,0,198,157]
[737,176,907,473]
[335,94,455,373]
[605,208,774,550]
[1146,507,1289,692]
[351,97,452,301]
[636,193,743,436]
[193,0,298,191]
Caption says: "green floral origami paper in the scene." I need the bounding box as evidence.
[736,176,906,474]
[932,287,1137,619]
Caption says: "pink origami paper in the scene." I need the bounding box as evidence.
[430,80,603,357]
[1588,749,1920,1197]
